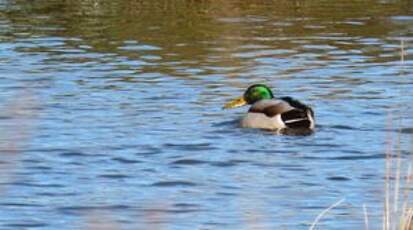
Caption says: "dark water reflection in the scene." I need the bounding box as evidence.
[0,0,412,229]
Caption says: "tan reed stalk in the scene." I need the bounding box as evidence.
[384,113,393,230]
[363,204,369,230]
[309,198,345,230]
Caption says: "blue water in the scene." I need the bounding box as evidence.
[0,0,412,229]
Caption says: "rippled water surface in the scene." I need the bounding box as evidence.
[0,0,412,229]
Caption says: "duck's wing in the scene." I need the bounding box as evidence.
[248,99,294,116]
[279,97,315,129]
[242,99,292,129]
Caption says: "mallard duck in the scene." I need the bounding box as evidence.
[223,84,315,133]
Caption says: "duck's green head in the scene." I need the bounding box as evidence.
[223,84,274,109]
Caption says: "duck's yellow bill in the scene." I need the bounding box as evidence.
[223,96,247,109]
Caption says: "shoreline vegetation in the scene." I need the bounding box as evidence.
[382,39,412,230]
[310,40,412,230]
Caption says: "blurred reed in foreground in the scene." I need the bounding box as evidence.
[0,90,39,194]
[380,39,411,230]
[382,112,413,230]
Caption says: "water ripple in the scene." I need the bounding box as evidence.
[4,222,48,228]
[163,143,217,151]
[171,159,208,165]
[151,181,198,187]
[111,157,141,164]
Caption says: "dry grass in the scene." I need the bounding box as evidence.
[309,198,345,230]
[363,204,369,230]
[381,38,413,230]
[382,114,413,230]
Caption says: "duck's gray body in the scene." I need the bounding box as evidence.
[241,97,315,131]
